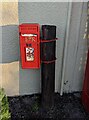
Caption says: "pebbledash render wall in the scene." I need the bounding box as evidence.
[0,2,87,96]
[18,2,69,95]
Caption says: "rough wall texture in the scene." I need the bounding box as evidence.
[1,2,68,95]
[0,1,18,26]
[0,1,19,96]
[63,2,88,93]
[1,61,19,96]
[2,25,19,63]
[18,2,68,95]
[0,2,87,96]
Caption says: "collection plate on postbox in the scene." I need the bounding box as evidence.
[19,23,40,69]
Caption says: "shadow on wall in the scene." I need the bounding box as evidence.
[2,25,20,63]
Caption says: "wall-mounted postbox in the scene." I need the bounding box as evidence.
[19,23,40,69]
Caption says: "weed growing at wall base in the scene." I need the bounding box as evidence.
[0,88,11,120]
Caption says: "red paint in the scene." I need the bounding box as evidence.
[82,50,89,113]
[41,38,58,43]
[19,23,40,69]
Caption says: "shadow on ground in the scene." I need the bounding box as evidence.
[8,92,89,120]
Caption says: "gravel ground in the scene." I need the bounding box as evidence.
[8,92,89,120]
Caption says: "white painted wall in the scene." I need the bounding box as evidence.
[63,2,88,93]
[0,2,87,96]
[19,2,69,95]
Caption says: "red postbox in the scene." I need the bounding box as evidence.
[19,23,40,69]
